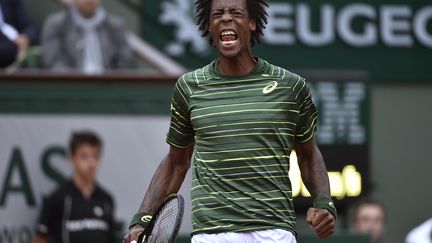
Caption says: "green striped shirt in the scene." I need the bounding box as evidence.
[166,58,318,236]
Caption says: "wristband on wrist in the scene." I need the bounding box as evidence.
[129,212,152,229]
[313,196,337,219]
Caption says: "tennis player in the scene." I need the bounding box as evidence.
[124,0,336,242]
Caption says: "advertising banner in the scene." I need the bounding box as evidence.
[0,116,193,242]
[142,0,432,82]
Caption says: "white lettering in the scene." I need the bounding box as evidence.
[65,218,108,232]
[297,4,335,46]
[260,3,432,48]
[414,6,432,48]
[263,3,295,45]
[381,5,413,47]
[314,82,366,144]
[338,4,377,47]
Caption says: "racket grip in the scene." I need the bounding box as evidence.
[137,232,147,243]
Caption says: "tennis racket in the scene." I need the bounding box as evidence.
[138,194,184,243]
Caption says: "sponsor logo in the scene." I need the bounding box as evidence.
[263,81,278,94]
[141,215,152,222]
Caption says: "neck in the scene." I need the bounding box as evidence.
[71,7,104,22]
[217,52,256,76]
[72,174,95,199]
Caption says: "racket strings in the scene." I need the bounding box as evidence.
[148,199,180,243]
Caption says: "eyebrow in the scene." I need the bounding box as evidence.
[212,5,245,11]
[212,9,246,15]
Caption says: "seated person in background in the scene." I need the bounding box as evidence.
[34,131,115,243]
[41,0,135,74]
[0,0,38,68]
[350,199,386,243]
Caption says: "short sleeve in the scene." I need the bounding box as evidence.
[35,196,54,236]
[166,76,195,148]
[294,78,318,143]
[106,195,116,243]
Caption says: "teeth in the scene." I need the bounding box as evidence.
[222,40,236,45]
[221,30,236,36]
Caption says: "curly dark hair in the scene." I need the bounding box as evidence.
[195,0,269,47]
[69,131,102,155]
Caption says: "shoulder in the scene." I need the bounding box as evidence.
[95,184,114,204]
[182,64,212,82]
[265,61,308,90]
[176,64,212,92]
[44,11,68,26]
[406,218,432,243]
[43,181,72,205]
[263,60,305,84]
[262,60,311,100]
[43,11,69,33]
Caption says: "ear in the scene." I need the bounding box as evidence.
[249,19,256,32]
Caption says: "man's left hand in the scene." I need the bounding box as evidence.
[306,207,336,239]
[15,34,30,61]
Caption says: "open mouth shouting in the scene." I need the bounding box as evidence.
[220,29,239,49]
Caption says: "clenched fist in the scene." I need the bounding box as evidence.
[306,207,336,239]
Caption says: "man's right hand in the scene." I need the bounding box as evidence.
[122,225,145,243]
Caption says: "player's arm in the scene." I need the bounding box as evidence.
[294,137,336,239]
[123,144,193,243]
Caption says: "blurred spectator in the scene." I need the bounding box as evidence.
[54,0,74,7]
[41,0,135,74]
[0,0,38,68]
[350,199,386,243]
[405,218,432,243]
[34,131,115,243]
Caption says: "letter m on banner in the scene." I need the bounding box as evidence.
[311,82,368,145]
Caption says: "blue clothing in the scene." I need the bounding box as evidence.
[0,0,37,67]
[0,0,37,43]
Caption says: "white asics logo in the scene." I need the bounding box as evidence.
[263,81,278,94]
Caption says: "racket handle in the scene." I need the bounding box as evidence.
[137,232,147,243]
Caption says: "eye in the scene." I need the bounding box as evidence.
[212,11,223,18]
[231,10,244,18]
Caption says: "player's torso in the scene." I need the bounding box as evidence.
[184,60,301,235]
[190,73,299,151]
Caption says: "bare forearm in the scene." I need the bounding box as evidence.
[296,139,336,238]
[300,149,330,198]
[296,140,331,198]
[138,147,191,214]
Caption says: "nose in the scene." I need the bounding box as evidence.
[221,11,233,23]
[88,157,99,168]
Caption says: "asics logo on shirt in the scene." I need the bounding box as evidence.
[263,81,278,94]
